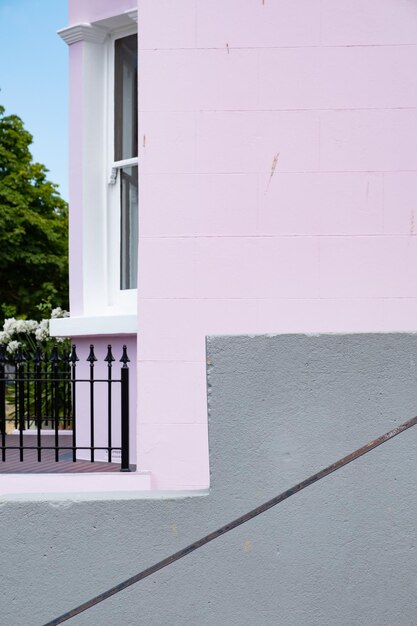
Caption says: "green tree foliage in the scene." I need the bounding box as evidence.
[0,104,68,320]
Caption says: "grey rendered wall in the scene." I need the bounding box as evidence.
[1,334,417,626]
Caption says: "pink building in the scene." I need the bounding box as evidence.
[4,4,417,625]
[48,0,417,493]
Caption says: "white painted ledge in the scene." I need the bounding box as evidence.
[1,488,209,502]
[57,23,108,45]
[125,9,138,23]
[50,315,137,337]
[0,471,152,498]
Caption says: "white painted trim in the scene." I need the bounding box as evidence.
[1,488,209,503]
[81,41,108,316]
[49,315,137,337]
[70,24,138,318]
[57,23,108,45]
[106,27,139,308]
[125,9,138,23]
[57,8,137,46]
[92,11,138,32]
[0,471,153,498]
[109,157,139,185]
[58,18,138,319]
[112,156,139,169]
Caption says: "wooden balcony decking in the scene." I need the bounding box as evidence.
[0,434,123,473]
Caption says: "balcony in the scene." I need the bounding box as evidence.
[0,343,132,473]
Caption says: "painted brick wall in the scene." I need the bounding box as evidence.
[137,0,417,488]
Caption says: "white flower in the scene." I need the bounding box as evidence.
[3,318,17,337]
[51,307,69,319]
[6,340,20,354]
[35,319,50,342]
[14,319,39,334]
[14,320,26,334]
[27,320,39,332]
[0,331,9,344]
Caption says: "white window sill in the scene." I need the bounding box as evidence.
[49,314,137,337]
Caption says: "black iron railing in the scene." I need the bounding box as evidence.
[0,343,130,471]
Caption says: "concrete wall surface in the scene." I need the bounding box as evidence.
[1,334,417,625]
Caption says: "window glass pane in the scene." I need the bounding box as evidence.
[114,34,138,161]
[120,165,138,290]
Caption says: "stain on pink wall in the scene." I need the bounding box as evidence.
[136,0,417,489]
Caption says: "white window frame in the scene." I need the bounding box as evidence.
[106,26,138,312]
[56,13,138,329]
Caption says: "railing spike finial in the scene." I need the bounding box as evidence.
[50,345,60,364]
[61,348,71,364]
[15,345,25,364]
[104,344,115,363]
[70,344,79,364]
[33,345,43,365]
[120,345,130,367]
[0,345,7,365]
[87,344,97,364]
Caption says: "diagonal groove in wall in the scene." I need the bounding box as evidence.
[43,413,417,625]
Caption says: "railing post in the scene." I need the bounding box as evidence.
[34,345,42,462]
[87,345,97,463]
[51,345,60,462]
[120,345,130,472]
[16,347,25,462]
[25,349,31,430]
[0,346,6,462]
[70,345,79,463]
[105,345,115,463]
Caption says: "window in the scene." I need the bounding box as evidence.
[110,32,138,292]
[120,165,138,290]
[114,34,138,290]
[57,14,139,322]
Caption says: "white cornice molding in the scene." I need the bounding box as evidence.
[57,23,108,45]
[125,9,138,23]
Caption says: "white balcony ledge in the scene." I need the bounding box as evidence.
[50,314,137,337]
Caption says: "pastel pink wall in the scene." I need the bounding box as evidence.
[72,337,137,465]
[69,0,134,24]
[137,0,417,489]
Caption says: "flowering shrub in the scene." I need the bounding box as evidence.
[0,309,72,431]
[0,307,70,354]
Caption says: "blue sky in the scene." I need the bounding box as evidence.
[0,0,68,200]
